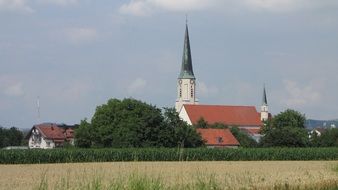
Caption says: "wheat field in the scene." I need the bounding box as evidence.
[0,161,337,190]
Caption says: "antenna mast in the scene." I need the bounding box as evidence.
[37,96,40,123]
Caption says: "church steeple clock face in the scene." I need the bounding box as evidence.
[190,80,194,84]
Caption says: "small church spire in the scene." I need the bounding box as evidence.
[178,22,195,79]
[262,85,268,106]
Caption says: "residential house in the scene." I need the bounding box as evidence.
[196,128,240,148]
[27,123,76,149]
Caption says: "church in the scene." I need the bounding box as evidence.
[175,23,270,146]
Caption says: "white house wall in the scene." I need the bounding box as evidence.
[28,135,55,149]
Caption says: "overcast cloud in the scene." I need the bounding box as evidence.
[1,0,338,128]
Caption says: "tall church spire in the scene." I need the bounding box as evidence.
[175,22,198,111]
[178,23,195,79]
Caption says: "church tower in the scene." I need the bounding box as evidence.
[175,23,198,111]
[260,85,269,121]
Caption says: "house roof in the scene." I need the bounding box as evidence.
[183,104,263,126]
[196,128,240,146]
[312,127,327,134]
[35,124,66,140]
[28,123,75,140]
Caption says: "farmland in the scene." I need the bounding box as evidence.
[0,161,337,190]
[1,148,338,164]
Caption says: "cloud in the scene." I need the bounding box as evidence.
[128,78,147,94]
[119,0,215,16]
[238,0,338,12]
[119,0,150,16]
[58,81,92,101]
[0,0,34,13]
[0,75,24,97]
[35,0,79,6]
[119,0,338,16]
[243,0,301,12]
[198,81,219,97]
[63,27,98,44]
[282,79,322,107]
[4,83,24,97]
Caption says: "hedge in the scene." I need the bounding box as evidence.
[1,148,338,164]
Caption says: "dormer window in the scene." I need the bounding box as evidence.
[216,137,223,143]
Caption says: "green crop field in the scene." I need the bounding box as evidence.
[1,148,338,164]
[0,161,338,190]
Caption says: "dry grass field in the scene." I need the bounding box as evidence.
[0,161,337,190]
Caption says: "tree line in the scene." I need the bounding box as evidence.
[0,127,24,148]
[3,98,336,149]
[75,98,338,148]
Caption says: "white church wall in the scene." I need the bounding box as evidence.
[179,106,192,125]
[175,78,197,111]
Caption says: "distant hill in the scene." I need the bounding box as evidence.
[305,119,338,129]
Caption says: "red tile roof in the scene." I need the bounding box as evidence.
[197,128,239,146]
[184,104,263,127]
[34,123,74,140]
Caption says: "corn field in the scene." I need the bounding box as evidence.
[1,148,338,164]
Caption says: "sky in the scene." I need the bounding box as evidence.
[1,0,338,129]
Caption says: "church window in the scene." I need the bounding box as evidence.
[184,84,188,99]
[179,88,182,97]
[190,87,194,98]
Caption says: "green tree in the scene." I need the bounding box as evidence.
[193,117,227,129]
[74,119,92,148]
[163,108,204,148]
[315,128,338,147]
[75,98,203,148]
[89,98,163,147]
[194,117,208,128]
[0,127,23,148]
[272,109,306,129]
[260,109,309,147]
[230,127,258,148]
[260,126,309,147]
[209,123,228,129]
